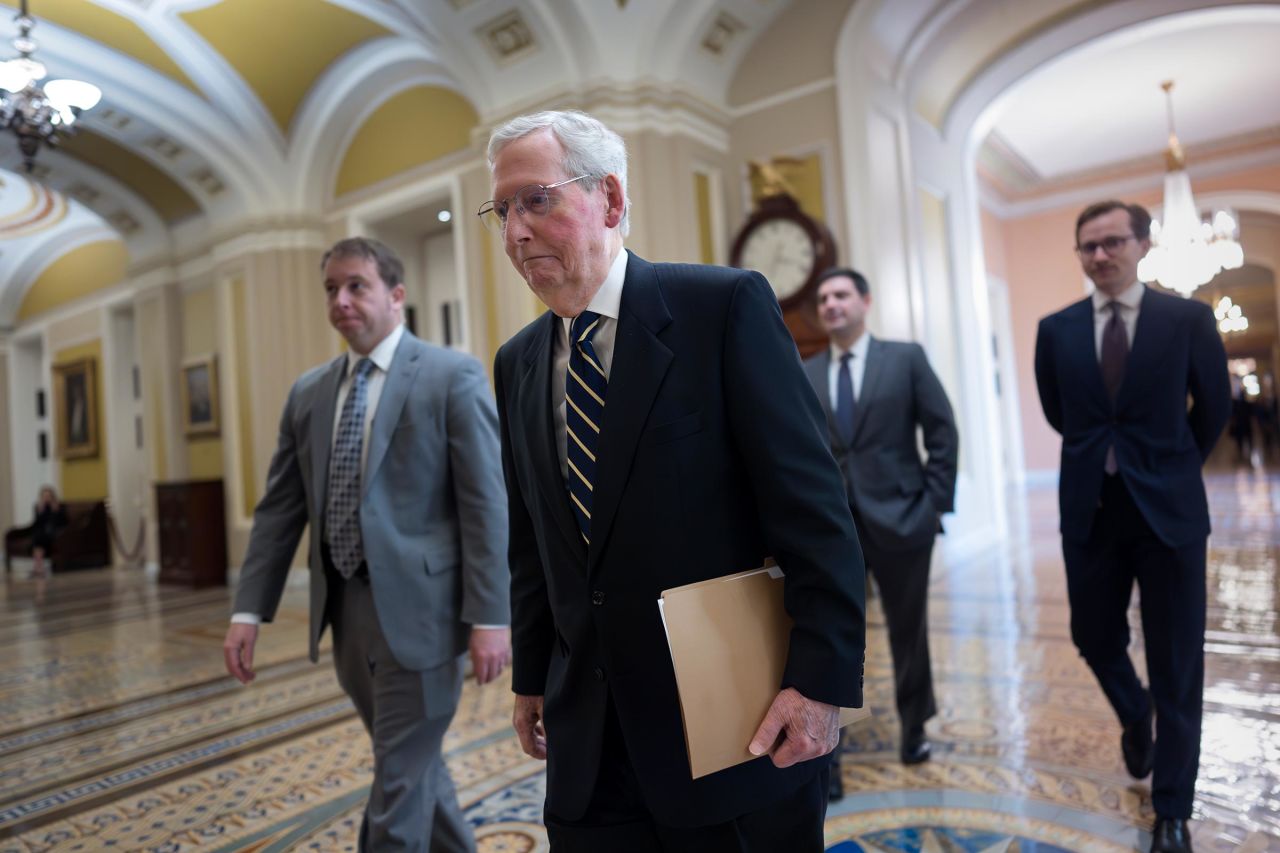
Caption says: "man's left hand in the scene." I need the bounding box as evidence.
[748,686,840,768]
[469,627,511,684]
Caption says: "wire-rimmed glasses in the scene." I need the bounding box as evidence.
[477,175,591,235]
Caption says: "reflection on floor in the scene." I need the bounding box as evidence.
[1,474,1276,852]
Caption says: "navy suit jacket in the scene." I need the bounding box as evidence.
[494,252,866,827]
[1034,287,1229,547]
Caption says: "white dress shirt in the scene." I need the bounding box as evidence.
[826,331,871,411]
[1092,280,1143,360]
[552,248,628,480]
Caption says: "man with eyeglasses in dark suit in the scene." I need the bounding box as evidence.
[1034,200,1230,853]
[484,109,866,852]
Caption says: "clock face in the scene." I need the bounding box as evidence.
[738,218,816,301]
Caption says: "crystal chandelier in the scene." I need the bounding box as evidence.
[1214,296,1248,336]
[1136,81,1244,297]
[0,0,101,172]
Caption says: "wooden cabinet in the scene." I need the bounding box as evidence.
[156,479,227,587]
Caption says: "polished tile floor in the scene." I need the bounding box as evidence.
[0,474,1276,852]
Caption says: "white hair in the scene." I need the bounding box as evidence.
[486,110,630,236]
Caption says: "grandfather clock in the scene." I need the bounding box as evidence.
[728,164,836,358]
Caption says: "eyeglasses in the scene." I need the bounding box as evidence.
[1076,235,1135,258]
[477,175,591,235]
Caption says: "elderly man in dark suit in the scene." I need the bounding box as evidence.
[485,109,866,852]
[802,268,958,798]
[222,237,511,852]
[1035,200,1230,853]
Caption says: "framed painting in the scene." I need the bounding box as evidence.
[181,354,220,437]
[53,358,99,459]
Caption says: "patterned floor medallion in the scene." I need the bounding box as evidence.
[1,474,1277,851]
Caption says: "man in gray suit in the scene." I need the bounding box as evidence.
[222,237,511,852]
[803,267,958,797]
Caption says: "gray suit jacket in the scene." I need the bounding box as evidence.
[803,337,959,552]
[233,331,509,671]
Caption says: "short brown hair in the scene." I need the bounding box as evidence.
[321,237,404,287]
[1075,201,1152,244]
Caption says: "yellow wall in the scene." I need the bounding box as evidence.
[182,286,224,479]
[334,86,478,197]
[17,241,128,322]
[694,172,715,265]
[54,340,108,500]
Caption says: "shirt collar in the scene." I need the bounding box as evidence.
[831,331,871,363]
[347,323,404,375]
[1092,280,1144,313]
[561,247,628,334]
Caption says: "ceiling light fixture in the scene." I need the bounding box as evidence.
[0,0,101,172]
[1214,296,1249,336]
[1137,81,1244,297]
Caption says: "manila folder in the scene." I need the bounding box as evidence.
[659,565,869,779]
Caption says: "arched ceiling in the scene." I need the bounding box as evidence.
[980,6,1280,198]
[0,0,807,322]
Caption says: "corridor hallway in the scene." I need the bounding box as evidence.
[1,475,1276,852]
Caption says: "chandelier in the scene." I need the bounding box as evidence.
[0,0,100,172]
[1214,296,1248,336]
[1136,81,1243,297]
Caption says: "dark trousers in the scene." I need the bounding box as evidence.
[849,512,937,734]
[545,697,829,853]
[1062,475,1206,819]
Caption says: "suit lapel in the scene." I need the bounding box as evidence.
[1117,287,1172,408]
[852,337,882,442]
[310,356,346,520]
[362,333,421,497]
[804,351,841,448]
[1062,299,1109,408]
[588,254,673,574]
[520,313,587,563]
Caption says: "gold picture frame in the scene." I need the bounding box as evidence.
[181,354,220,437]
[53,357,99,459]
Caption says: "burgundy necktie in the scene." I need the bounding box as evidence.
[1100,302,1127,474]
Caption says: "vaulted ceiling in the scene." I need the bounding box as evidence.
[1,0,1277,327]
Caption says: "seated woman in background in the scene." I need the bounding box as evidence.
[31,485,68,578]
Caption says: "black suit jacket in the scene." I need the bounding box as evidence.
[494,252,866,827]
[803,339,958,552]
[1034,287,1230,547]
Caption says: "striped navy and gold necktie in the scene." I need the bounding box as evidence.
[566,310,606,543]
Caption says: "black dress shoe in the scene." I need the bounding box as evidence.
[900,728,931,765]
[1150,817,1193,853]
[1122,700,1154,779]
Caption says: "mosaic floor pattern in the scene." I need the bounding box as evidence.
[1,473,1277,852]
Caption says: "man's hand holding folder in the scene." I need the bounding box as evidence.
[658,564,869,779]
[747,687,840,768]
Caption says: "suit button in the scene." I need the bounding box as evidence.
[593,666,606,681]
[591,590,605,606]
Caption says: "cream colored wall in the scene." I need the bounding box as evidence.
[997,160,1280,473]
[223,247,338,566]
[981,206,1009,282]
[0,349,12,531]
[727,89,848,264]
[727,0,856,107]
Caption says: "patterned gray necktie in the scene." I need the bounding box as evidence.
[326,358,375,577]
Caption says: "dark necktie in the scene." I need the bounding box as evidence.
[566,311,607,544]
[836,351,856,446]
[1100,302,1127,474]
[326,358,375,577]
